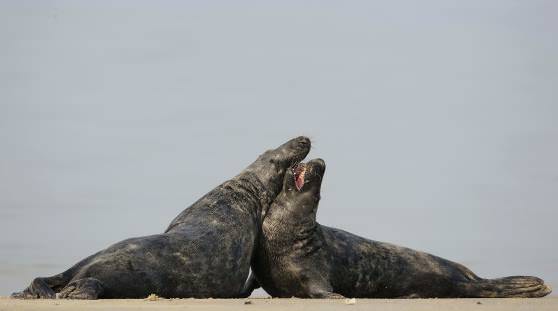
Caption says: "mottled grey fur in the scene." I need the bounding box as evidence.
[254,158,552,298]
[12,136,311,299]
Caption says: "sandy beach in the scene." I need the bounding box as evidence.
[1,297,557,311]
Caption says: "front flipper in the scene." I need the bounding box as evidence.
[308,291,345,299]
[11,278,56,299]
[308,291,346,299]
[59,278,104,299]
[306,282,345,299]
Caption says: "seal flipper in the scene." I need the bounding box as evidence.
[458,276,552,298]
[12,251,100,299]
[58,278,104,299]
[308,291,345,299]
[11,278,56,299]
[306,281,346,299]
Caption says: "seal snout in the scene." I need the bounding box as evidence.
[307,158,326,178]
[293,136,311,155]
[290,158,326,191]
[286,136,311,166]
[309,158,325,171]
[294,136,311,148]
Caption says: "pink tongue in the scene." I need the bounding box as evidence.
[295,173,304,190]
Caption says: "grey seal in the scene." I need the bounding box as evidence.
[12,136,310,299]
[253,158,552,298]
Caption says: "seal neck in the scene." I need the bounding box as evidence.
[263,207,318,243]
[243,159,288,191]
[165,172,274,233]
[232,171,275,218]
[262,216,320,258]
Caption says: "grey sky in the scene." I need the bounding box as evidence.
[1,0,557,296]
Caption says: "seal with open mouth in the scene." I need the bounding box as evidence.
[12,136,311,299]
[253,158,552,298]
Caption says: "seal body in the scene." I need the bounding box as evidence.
[254,159,552,298]
[13,136,311,299]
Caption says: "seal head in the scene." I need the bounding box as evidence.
[243,136,312,206]
[279,158,325,216]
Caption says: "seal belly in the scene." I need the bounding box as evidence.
[64,220,256,299]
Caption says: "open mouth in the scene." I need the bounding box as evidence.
[292,163,307,191]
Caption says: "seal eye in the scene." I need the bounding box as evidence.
[292,163,306,191]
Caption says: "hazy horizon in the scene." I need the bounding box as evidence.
[1,0,556,296]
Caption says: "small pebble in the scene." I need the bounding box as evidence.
[345,298,356,305]
[244,300,252,305]
[145,293,159,301]
[477,301,482,305]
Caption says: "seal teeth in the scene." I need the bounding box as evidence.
[293,163,306,191]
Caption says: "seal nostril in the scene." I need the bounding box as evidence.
[296,136,311,147]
